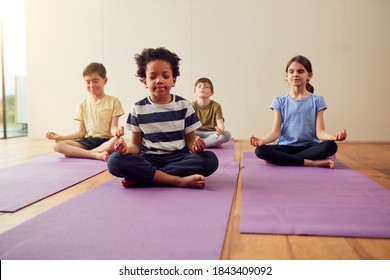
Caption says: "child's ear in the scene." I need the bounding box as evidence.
[172,77,176,87]
[141,78,147,88]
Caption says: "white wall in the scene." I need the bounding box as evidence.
[26,0,390,141]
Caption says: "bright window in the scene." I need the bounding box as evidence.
[0,0,28,138]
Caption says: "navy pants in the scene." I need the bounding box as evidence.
[108,150,219,184]
[255,140,338,166]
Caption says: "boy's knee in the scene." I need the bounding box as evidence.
[222,131,232,141]
[53,140,64,153]
[204,151,219,175]
[209,151,219,167]
[107,152,122,173]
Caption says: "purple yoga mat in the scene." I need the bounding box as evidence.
[206,138,235,167]
[0,156,107,212]
[0,161,239,259]
[240,152,390,238]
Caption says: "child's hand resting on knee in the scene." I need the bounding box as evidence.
[192,136,206,153]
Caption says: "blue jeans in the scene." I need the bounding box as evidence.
[108,150,219,184]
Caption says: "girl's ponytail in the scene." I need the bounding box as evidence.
[306,81,314,93]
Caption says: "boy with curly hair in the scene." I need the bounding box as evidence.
[108,47,219,188]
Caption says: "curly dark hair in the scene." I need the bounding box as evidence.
[134,47,181,80]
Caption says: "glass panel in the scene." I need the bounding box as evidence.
[0,0,28,138]
[1,20,5,139]
[0,95,4,139]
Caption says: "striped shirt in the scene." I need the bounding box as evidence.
[126,95,201,154]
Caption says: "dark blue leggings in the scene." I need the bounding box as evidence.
[255,140,338,166]
[107,150,219,184]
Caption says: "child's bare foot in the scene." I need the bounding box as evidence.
[97,151,110,161]
[304,158,335,168]
[122,178,136,188]
[176,175,206,189]
[94,151,108,161]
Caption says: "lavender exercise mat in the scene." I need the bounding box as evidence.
[240,152,390,238]
[0,156,107,212]
[207,138,235,166]
[0,161,239,259]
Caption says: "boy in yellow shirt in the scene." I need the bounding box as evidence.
[46,62,124,161]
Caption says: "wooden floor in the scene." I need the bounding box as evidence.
[1,138,390,259]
